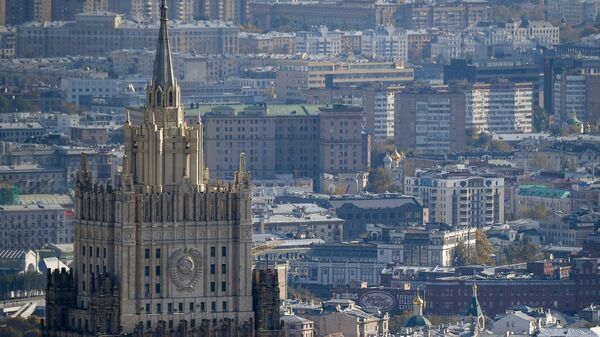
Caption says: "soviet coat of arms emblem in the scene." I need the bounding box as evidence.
[170,247,203,291]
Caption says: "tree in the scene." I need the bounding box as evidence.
[288,286,318,303]
[502,236,542,264]
[533,108,549,132]
[488,140,512,153]
[521,204,549,220]
[453,240,470,266]
[367,168,401,193]
[471,230,495,266]
[388,311,412,333]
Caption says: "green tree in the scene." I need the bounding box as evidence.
[388,311,412,333]
[502,236,542,264]
[488,140,512,153]
[533,108,549,132]
[522,204,549,220]
[453,240,470,266]
[367,168,401,193]
[471,230,495,265]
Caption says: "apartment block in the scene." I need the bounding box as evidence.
[466,81,533,134]
[396,2,490,31]
[394,85,466,154]
[361,25,408,63]
[404,166,505,227]
[296,26,342,58]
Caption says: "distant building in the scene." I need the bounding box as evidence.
[396,2,490,32]
[328,195,423,241]
[239,31,296,55]
[0,204,73,250]
[16,12,238,58]
[394,84,466,154]
[0,165,66,194]
[546,0,598,25]
[200,104,370,191]
[404,166,505,227]
[0,249,39,273]
[367,223,477,267]
[275,59,413,103]
[280,312,315,337]
[361,25,408,63]
[253,203,344,243]
[318,299,389,337]
[0,122,45,143]
[465,81,533,134]
[515,185,572,218]
[539,210,598,247]
[296,27,342,58]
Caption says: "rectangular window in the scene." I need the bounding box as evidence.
[146,321,151,329]
[168,303,173,314]
[221,264,226,274]
[221,246,227,256]
[190,319,195,328]
[221,281,226,292]
[89,246,92,257]
[96,247,99,257]
[210,247,216,257]
[211,302,216,312]
[156,248,161,259]
[82,245,85,256]
[189,303,195,312]
[222,301,227,312]
[144,284,150,296]
[210,264,216,274]
[144,266,150,276]
[155,283,161,294]
[156,303,162,314]
[200,302,205,312]
[155,266,161,276]
[178,302,183,313]
[144,249,150,259]
[210,282,215,292]
[82,264,86,274]
[103,247,106,258]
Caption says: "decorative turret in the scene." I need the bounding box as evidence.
[404,289,431,328]
[466,283,485,331]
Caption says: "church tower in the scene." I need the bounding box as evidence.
[465,283,485,331]
[44,1,254,336]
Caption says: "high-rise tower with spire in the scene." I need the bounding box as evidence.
[44,1,254,336]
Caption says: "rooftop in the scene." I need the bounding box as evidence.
[517,185,571,199]
[189,104,323,117]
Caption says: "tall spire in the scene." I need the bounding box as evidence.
[150,0,176,105]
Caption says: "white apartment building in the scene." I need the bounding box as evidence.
[373,90,395,140]
[466,81,533,134]
[296,26,342,57]
[361,26,408,63]
[0,204,73,250]
[404,166,505,227]
[552,74,590,124]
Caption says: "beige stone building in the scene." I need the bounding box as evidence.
[199,103,370,190]
[44,3,259,336]
[16,12,238,58]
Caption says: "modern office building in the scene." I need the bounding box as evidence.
[275,59,413,103]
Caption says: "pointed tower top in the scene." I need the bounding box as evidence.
[239,152,247,173]
[151,0,175,95]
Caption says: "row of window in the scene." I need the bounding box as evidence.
[145,301,228,314]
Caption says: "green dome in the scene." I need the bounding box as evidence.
[404,315,431,328]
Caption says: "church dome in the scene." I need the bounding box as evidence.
[404,315,431,328]
[390,148,403,161]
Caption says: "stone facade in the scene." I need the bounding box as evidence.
[43,2,279,337]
